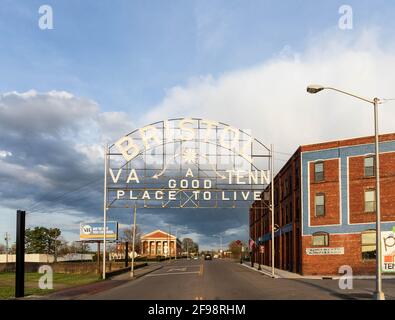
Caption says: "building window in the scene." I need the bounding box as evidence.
[315,193,325,217]
[314,162,324,182]
[364,156,375,177]
[312,232,329,246]
[361,230,376,260]
[365,190,376,213]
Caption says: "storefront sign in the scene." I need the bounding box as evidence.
[382,229,395,273]
[305,247,344,256]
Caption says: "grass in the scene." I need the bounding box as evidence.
[0,272,101,300]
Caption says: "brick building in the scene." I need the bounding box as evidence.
[249,133,395,275]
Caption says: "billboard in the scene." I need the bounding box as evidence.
[79,222,118,241]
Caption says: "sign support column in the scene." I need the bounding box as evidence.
[130,203,137,278]
[15,210,26,298]
[103,145,108,280]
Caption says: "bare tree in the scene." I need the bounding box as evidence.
[121,225,142,253]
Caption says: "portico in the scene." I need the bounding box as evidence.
[141,230,182,257]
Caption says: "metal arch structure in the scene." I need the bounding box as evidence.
[104,118,273,210]
[101,117,275,279]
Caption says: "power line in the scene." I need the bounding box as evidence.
[27,177,102,214]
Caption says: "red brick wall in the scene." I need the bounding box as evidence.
[309,159,340,226]
[302,234,375,275]
[349,152,395,224]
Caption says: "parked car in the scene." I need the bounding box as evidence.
[204,253,212,260]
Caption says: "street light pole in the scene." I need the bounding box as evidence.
[307,85,385,300]
[220,235,223,258]
[271,144,275,278]
[373,97,384,300]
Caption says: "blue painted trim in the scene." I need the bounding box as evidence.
[301,140,395,235]
[258,223,293,243]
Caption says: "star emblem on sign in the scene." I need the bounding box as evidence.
[182,148,198,163]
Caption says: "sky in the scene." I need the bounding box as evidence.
[1,0,395,250]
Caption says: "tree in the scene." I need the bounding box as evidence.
[69,241,90,254]
[48,228,62,262]
[121,225,142,253]
[25,227,62,261]
[182,238,199,254]
[228,240,245,259]
[57,239,72,256]
[0,244,5,253]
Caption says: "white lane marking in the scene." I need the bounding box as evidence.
[162,265,200,269]
[146,271,200,277]
[167,267,187,272]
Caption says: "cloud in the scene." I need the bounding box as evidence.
[144,29,395,158]
[0,91,133,223]
[2,28,395,249]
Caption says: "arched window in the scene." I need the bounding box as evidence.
[361,229,376,260]
[312,232,329,246]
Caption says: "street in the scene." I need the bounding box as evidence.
[85,259,395,300]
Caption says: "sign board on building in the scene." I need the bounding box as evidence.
[80,222,118,241]
[381,229,395,273]
[305,247,344,256]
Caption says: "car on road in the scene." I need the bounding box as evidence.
[204,253,212,260]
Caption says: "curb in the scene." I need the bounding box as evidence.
[241,263,280,278]
[241,263,395,280]
[130,264,164,280]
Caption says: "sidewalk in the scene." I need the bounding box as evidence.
[24,263,163,300]
[242,262,395,280]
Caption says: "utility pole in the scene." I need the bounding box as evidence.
[130,203,137,278]
[175,229,178,260]
[4,232,10,264]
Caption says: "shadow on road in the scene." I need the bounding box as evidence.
[287,279,373,300]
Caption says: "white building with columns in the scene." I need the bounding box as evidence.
[141,229,182,257]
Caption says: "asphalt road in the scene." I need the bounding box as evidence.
[86,259,395,300]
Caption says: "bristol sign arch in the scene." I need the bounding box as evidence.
[102,118,274,277]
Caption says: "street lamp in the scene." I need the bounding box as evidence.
[307,84,385,300]
[213,234,223,258]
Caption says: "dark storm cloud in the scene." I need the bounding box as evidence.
[0,90,251,247]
